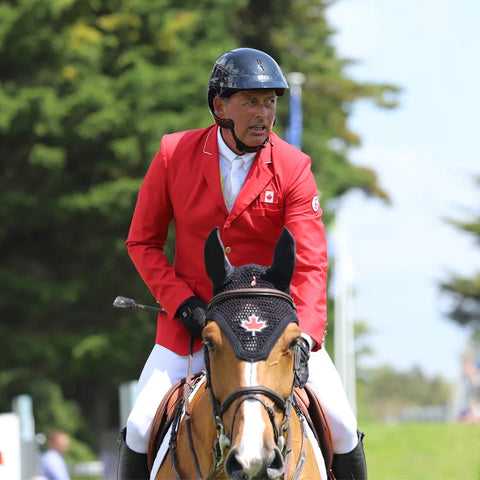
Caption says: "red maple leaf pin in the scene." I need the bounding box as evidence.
[241,314,267,336]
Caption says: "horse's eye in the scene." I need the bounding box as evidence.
[203,338,215,352]
[289,338,301,351]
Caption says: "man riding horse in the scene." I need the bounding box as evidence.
[119,47,367,479]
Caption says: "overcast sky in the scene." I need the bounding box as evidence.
[325,0,480,381]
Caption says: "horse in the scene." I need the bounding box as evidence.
[151,227,330,480]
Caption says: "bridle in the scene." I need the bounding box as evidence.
[168,287,308,480]
[207,288,297,466]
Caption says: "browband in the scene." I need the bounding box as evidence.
[209,288,296,310]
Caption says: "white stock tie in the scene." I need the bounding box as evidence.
[223,156,245,212]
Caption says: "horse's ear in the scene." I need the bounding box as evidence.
[267,227,296,290]
[204,227,235,288]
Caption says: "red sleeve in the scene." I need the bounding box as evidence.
[284,154,328,350]
[125,137,195,319]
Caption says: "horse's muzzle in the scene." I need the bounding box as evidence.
[225,445,284,480]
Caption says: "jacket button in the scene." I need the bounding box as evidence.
[224,223,231,229]
[225,247,232,254]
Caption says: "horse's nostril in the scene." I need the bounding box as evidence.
[266,447,284,479]
[224,448,245,480]
[225,446,284,480]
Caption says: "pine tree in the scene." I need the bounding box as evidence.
[441,177,480,334]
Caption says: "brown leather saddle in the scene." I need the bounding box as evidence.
[295,384,335,479]
[147,373,334,478]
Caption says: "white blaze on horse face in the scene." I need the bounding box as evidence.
[235,361,266,474]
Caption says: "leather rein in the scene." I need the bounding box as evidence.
[168,288,309,480]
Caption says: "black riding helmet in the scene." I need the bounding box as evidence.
[208,48,289,153]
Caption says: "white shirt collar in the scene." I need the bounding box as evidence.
[217,128,256,169]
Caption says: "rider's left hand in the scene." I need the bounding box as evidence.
[294,337,310,389]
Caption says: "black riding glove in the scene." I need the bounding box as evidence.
[294,337,311,389]
[177,296,207,337]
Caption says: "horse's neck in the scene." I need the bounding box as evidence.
[286,408,323,480]
[179,387,220,478]
[191,386,217,444]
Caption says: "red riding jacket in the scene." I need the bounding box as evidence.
[126,125,328,355]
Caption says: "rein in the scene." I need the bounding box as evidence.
[168,287,308,480]
[169,337,205,480]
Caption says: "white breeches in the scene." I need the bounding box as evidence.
[125,344,358,455]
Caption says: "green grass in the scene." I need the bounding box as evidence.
[362,422,480,480]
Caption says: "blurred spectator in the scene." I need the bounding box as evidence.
[41,430,71,480]
[460,350,480,423]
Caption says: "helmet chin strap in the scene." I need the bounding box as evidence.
[215,114,269,154]
[231,127,268,153]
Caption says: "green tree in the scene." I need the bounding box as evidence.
[440,178,480,334]
[360,365,452,421]
[0,0,398,450]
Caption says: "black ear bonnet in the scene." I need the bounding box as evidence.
[204,228,298,361]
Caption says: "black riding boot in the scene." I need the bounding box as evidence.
[117,428,150,480]
[332,431,367,480]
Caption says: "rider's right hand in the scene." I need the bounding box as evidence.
[176,296,207,337]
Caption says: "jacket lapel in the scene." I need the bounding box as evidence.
[230,141,274,218]
[201,126,229,214]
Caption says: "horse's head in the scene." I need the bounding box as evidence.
[203,228,302,480]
